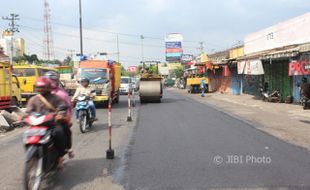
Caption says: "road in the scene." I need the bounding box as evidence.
[121,89,310,190]
[1,90,310,190]
[0,95,135,190]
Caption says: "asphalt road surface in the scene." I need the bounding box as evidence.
[0,95,133,190]
[121,89,310,190]
[2,90,310,190]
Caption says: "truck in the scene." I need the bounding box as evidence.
[77,60,121,106]
[55,66,77,95]
[185,63,208,93]
[0,56,12,110]
[13,65,58,103]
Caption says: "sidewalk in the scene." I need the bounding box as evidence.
[171,88,310,151]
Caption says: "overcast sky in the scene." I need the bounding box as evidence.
[0,0,309,67]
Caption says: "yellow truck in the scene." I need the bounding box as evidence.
[0,58,12,110]
[77,60,121,106]
[13,65,57,103]
[186,75,208,93]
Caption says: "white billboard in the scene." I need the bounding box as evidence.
[165,33,183,42]
[244,12,310,55]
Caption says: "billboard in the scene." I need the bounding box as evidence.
[181,54,194,62]
[245,13,310,55]
[165,33,183,62]
[165,42,182,49]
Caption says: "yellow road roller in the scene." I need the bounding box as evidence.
[139,73,163,103]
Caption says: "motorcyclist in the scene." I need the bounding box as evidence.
[25,76,68,168]
[45,71,74,158]
[300,77,310,99]
[72,78,97,120]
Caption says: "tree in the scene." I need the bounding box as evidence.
[121,66,129,76]
[13,55,25,64]
[172,66,184,78]
[63,56,72,65]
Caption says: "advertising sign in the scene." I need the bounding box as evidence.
[181,54,194,62]
[165,42,182,49]
[166,48,183,53]
[238,59,264,75]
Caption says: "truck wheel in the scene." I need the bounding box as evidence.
[11,97,19,107]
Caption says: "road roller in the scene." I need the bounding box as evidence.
[139,73,163,103]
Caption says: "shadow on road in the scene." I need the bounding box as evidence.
[41,156,121,190]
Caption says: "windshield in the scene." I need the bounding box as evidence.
[80,68,107,84]
[121,77,130,84]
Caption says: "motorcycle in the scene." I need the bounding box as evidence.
[300,95,310,109]
[75,94,94,133]
[23,113,59,190]
[260,88,281,103]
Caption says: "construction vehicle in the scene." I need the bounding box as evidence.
[77,60,121,106]
[139,67,163,103]
[13,65,57,103]
[185,63,208,93]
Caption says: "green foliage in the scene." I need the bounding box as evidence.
[63,56,72,66]
[172,66,184,78]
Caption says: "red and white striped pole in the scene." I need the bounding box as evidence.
[127,88,133,122]
[106,97,114,159]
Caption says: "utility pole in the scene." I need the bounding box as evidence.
[116,34,120,63]
[2,13,19,65]
[79,0,84,56]
[67,49,75,65]
[140,35,144,63]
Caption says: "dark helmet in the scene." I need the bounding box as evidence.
[80,78,89,83]
[45,71,59,81]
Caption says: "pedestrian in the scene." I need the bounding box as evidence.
[200,77,206,97]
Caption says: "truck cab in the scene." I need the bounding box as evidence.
[77,60,121,106]
[13,65,57,103]
[11,74,21,106]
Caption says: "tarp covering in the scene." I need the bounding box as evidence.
[238,59,264,75]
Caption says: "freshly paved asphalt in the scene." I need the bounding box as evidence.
[2,90,310,190]
[121,89,310,190]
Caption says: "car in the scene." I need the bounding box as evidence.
[120,76,132,95]
[131,77,140,92]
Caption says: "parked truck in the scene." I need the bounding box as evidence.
[77,60,121,106]
[13,65,57,103]
[0,57,12,110]
[185,63,208,93]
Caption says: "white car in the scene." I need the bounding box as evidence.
[120,76,132,95]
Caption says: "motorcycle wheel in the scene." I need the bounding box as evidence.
[79,111,87,133]
[302,102,307,110]
[24,153,43,190]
